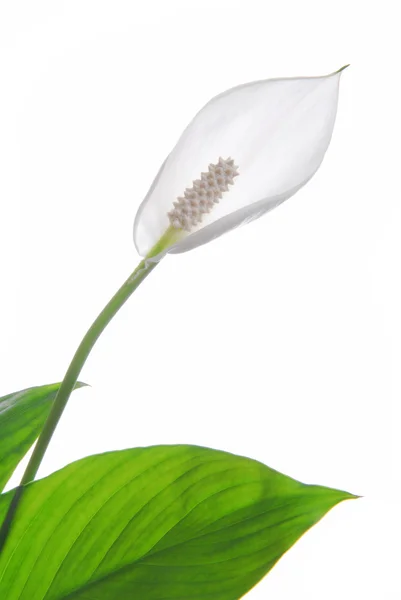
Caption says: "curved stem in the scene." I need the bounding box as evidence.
[21,258,158,486]
[0,228,178,553]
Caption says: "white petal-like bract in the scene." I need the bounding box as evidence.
[134,68,346,257]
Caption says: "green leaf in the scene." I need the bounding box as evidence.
[0,382,86,492]
[0,445,355,599]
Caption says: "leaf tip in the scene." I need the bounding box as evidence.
[74,381,91,390]
[347,492,362,500]
[309,484,360,508]
[330,489,361,507]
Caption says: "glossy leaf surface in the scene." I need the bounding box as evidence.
[0,444,354,599]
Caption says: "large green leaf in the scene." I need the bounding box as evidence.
[0,444,355,599]
[0,382,86,492]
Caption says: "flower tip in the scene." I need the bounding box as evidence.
[335,64,350,75]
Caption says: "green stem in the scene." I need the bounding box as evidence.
[21,259,158,486]
[0,226,179,553]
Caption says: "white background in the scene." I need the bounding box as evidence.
[0,1,400,598]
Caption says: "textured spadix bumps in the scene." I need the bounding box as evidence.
[134,68,347,257]
[167,157,239,231]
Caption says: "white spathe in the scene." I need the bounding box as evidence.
[134,68,347,257]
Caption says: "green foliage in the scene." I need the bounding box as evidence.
[0,383,86,492]
[0,444,354,599]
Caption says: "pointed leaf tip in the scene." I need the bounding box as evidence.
[306,484,359,508]
[339,490,360,501]
[323,486,360,503]
[336,64,350,74]
[74,381,90,389]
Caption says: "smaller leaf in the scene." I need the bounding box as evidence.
[0,382,86,491]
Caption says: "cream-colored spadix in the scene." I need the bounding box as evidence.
[134,67,347,258]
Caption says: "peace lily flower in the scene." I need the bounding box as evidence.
[0,69,349,545]
[134,66,348,259]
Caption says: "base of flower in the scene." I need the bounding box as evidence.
[145,226,185,260]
